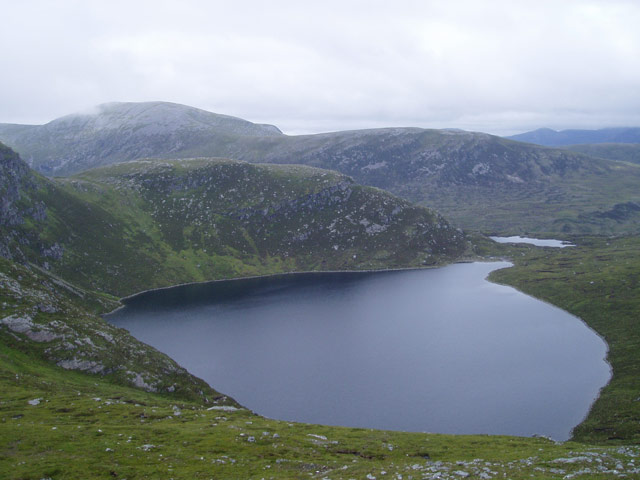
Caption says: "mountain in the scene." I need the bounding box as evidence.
[168,126,640,234]
[506,127,640,146]
[0,101,282,175]
[3,102,640,233]
[562,143,640,165]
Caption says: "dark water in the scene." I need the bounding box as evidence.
[107,262,610,440]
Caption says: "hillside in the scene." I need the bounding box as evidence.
[0,144,467,297]
[0,146,239,401]
[506,127,640,146]
[0,256,233,404]
[3,102,640,233]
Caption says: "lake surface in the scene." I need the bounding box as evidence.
[490,236,575,248]
[107,262,610,440]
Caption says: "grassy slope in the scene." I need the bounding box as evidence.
[487,236,640,444]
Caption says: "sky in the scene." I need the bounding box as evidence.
[1,0,639,136]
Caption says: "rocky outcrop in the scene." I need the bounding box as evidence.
[0,258,235,404]
[0,142,36,227]
[0,143,62,265]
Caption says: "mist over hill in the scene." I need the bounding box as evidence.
[0,101,282,175]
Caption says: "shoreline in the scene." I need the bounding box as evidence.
[486,266,614,441]
[104,259,479,316]
[101,257,614,442]
[104,258,611,441]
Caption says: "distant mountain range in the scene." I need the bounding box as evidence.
[506,127,640,146]
[2,102,640,234]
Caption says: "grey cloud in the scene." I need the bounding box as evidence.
[1,0,639,135]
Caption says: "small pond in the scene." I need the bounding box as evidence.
[107,262,610,440]
[490,236,575,248]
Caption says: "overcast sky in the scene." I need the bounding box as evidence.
[1,0,639,135]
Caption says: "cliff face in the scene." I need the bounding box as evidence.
[0,141,38,226]
[0,143,50,261]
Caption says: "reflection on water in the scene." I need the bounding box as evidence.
[107,262,609,440]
